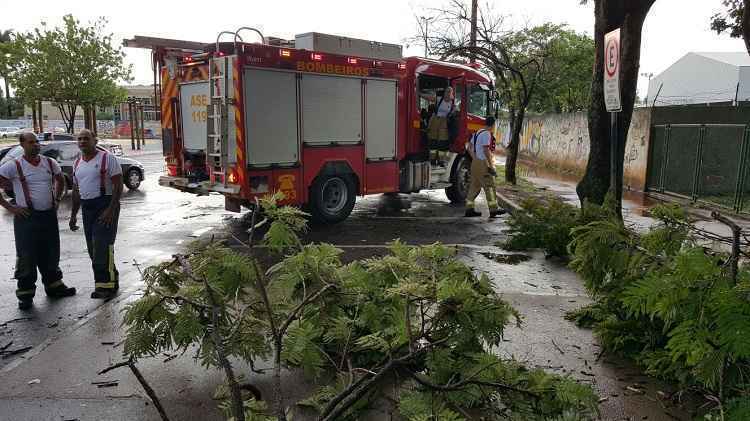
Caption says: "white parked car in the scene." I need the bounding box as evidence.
[0,127,22,139]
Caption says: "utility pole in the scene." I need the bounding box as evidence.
[470,0,478,63]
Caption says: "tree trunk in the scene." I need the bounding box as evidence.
[32,102,38,133]
[37,101,43,133]
[505,109,525,185]
[84,105,91,131]
[743,0,750,55]
[3,78,10,118]
[576,0,655,207]
[65,104,77,134]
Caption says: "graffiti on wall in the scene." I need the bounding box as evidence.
[520,121,545,156]
[497,109,652,191]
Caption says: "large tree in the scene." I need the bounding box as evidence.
[422,1,569,184]
[576,0,656,210]
[0,29,13,117]
[10,15,130,133]
[711,0,750,54]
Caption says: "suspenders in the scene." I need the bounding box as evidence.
[471,129,488,158]
[73,152,108,198]
[14,157,54,211]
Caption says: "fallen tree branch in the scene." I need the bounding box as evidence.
[406,368,540,398]
[176,255,246,421]
[99,358,171,421]
[319,337,450,420]
[712,211,741,284]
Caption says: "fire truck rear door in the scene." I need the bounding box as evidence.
[179,82,209,151]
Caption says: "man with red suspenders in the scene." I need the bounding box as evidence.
[69,129,123,300]
[0,132,76,310]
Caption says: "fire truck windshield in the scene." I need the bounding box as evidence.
[468,84,490,117]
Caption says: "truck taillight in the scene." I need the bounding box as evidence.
[228,171,237,184]
[167,165,178,176]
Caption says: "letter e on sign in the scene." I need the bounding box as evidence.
[604,29,622,112]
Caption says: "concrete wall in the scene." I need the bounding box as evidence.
[495,108,652,191]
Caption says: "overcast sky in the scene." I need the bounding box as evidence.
[1,0,746,97]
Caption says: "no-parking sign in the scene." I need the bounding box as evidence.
[604,29,622,112]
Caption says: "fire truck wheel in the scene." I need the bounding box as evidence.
[445,155,471,204]
[310,175,356,223]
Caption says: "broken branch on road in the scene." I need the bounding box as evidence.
[99,358,170,421]
[1,345,32,358]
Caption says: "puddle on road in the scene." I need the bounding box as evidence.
[480,251,531,265]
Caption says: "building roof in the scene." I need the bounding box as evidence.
[693,52,750,67]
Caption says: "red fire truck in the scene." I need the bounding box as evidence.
[126,29,497,223]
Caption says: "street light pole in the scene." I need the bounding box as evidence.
[641,72,653,105]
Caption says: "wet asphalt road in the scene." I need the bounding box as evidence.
[0,143,691,420]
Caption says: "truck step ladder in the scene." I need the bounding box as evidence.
[206,55,231,186]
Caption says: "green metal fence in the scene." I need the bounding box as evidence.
[647,124,750,213]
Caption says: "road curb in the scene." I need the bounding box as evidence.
[496,189,523,215]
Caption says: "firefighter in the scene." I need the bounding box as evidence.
[0,132,76,310]
[68,129,123,300]
[465,116,505,219]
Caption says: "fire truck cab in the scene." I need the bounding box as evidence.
[134,29,498,223]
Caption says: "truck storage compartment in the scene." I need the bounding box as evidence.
[302,74,362,146]
[399,160,430,193]
[365,79,397,161]
[244,68,299,167]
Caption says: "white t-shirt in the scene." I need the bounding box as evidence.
[72,151,122,200]
[470,129,492,161]
[0,156,62,211]
[436,98,454,117]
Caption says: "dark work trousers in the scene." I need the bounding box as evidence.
[81,195,120,290]
[14,209,64,301]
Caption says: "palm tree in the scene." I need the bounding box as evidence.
[0,29,13,117]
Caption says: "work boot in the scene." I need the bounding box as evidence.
[464,209,482,217]
[91,288,118,300]
[489,209,507,219]
[18,300,33,310]
[45,284,76,298]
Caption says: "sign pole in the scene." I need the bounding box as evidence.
[610,111,622,217]
[604,28,623,218]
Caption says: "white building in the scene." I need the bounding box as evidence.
[647,52,750,106]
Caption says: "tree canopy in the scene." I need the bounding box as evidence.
[530,29,595,113]
[9,15,131,132]
[711,0,750,54]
